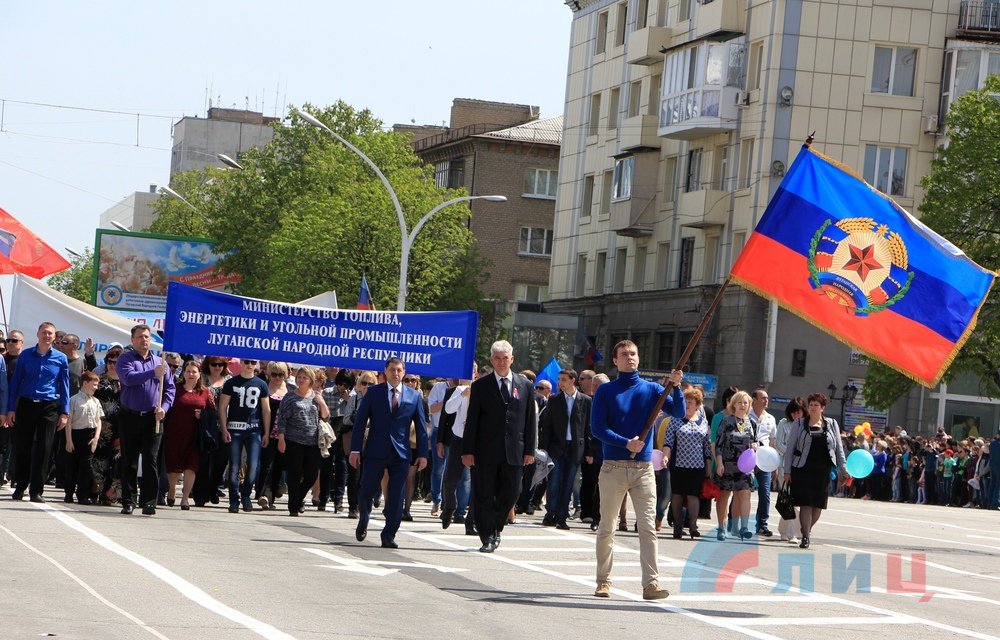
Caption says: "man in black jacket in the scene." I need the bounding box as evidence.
[538,369,591,529]
[462,341,537,553]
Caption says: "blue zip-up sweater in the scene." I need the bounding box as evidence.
[591,370,684,461]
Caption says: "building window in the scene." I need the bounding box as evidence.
[434,161,449,188]
[519,227,554,257]
[594,251,607,295]
[941,48,1000,120]
[678,330,698,368]
[655,241,671,288]
[663,156,677,204]
[581,175,595,218]
[747,42,764,91]
[515,283,548,303]
[685,148,702,192]
[615,1,628,47]
[660,42,744,128]
[601,171,614,215]
[633,244,647,291]
[656,331,676,369]
[636,0,650,29]
[612,156,634,200]
[524,168,558,198]
[678,0,694,22]
[731,231,746,270]
[714,144,728,190]
[626,81,642,119]
[648,73,662,117]
[447,159,464,189]
[705,234,719,284]
[596,11,609,54]
[738,138,755,189]
[613,247,627,293]
[863,145,908,196]
[575,254,588,297]
[678,237,695,287]
[589,93,602,136]
[608,87,621,130]
[871,46,917,96]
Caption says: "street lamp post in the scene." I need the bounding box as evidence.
[827,380,859,427]
[160,186,210,223]
[293,106,507,311]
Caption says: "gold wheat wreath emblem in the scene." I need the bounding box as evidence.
[808,217,914,317]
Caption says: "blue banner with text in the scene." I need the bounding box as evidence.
[163,282,478,378]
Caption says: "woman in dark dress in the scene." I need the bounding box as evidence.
[164,361,215,510]
[782,393,848,548]
[93,354,123,506]
[714,390,758,541]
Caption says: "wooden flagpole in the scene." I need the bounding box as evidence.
[154,372,165,435]
[630,276,733,457]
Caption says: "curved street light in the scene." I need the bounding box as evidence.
[160,186,210,222]
[110,221,131,232]
[293,106,507,311]
[217,153,245,171]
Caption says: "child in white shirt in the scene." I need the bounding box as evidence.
[65,371,104,504]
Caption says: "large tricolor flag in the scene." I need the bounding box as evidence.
[730,145,995,387]
[357,274,375,310]
[0,207,72,278]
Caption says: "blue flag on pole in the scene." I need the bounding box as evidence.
[535,357,561,387]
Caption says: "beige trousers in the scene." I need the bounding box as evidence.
[596,460,658,588]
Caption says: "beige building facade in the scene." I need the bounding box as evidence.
[548,0,1000,432]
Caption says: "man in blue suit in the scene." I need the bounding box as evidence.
[350,357,429,548]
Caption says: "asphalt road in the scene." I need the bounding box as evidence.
[1,484,997,640]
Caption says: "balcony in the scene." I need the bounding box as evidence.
[610,152,658,236]
[693,0,747,41]
[619,115,661,151]
[677,188,730,228]
[626,26,674,65]
[957,1,1000,40]
[658,85,740,139]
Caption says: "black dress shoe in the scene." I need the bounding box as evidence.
[465,525,478,536]
[758,527,774,538]
[11,489,24,501]
[542,513,556,527]
[356,526,367,542]
[401,510,413,522]
[452,514,465,525]
[142,505,156,515]
[157,496,167,506]
[29,494,45,503]
[167,498,175,507]
[121,504,134,515]
[441,509,454,529]
[381,539,399,549]
[79,498,93,506]
[799,537,810,549]
[556,520,570,530]
[479,540,496,553]
[493,533,501,549]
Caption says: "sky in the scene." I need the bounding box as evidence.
[0,1,573,301]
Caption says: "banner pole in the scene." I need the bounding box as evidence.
[630,277,732,458]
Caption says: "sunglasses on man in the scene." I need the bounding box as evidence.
[241,359,258,365]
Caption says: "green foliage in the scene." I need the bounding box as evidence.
[864,76,1000,408]
[48,248,94,303]
[149,101,497,347]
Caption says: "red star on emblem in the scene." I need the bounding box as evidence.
[842,244,883,282]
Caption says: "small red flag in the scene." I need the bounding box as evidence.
[0,207,72,278]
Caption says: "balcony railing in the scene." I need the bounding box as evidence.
[957,1,1000,38]
[657,85,739,139]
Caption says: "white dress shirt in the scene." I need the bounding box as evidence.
[445,385,470,438]
[387,383,404,412]
[564,391,577,440]
[754,409,777,447]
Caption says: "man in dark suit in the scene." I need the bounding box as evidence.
[538,369,591,529]
[350,357,428,549]
[463,340,537,553]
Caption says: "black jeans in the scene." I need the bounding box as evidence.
[118,409,162,508]
[13,398,60,496]
[64,428,96,500]
[284,440,320,514]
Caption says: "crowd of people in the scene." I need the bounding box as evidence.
[1,325,998,600]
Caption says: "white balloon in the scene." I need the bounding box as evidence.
[756,446,781,472]
[652,448,665,471]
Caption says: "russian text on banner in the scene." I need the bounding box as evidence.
[730,145,995,387]
[163,282,477,379]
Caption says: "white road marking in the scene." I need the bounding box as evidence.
[822,521,1000,552]
[32,503,297,640]
[304,548,467,575]
[830,508,997,536]
[735,616,913,627]
[827,543,1000,584]
[0,524,172,640]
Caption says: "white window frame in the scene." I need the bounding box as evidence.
[524,168,558,199]
[870,46,917,96]
[519,227,554,257]
[863,145,908,197]
[612,156,634,201]
[433,161,449,188]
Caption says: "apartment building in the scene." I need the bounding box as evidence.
[549,0,1000,433]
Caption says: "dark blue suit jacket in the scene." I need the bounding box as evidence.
[351,383,429,461]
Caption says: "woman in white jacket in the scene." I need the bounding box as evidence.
[774,397,805,543]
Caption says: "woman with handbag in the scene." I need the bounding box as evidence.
[714,391,758,541]
[662,387,712,539]
[774,397,805,543]
[782,393,848,548]
[164,360,215,510]
[274,367,330,516]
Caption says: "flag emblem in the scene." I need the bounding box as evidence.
[808,217,913,317]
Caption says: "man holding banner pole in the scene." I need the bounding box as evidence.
[116,325,175,516]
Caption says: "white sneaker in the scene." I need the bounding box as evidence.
[787,536,799,544]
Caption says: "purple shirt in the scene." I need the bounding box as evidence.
[116,349,176,413]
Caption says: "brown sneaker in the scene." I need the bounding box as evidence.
[642,583,670,600]
[594,582,611,598]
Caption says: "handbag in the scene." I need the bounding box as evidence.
[776,485,796,520]
[701,477,721,500]
[197,404,219,454]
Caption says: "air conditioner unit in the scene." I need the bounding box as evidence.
[734,90,748,107]
[922,115,939,134]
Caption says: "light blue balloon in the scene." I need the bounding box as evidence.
[846,449,875,478]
